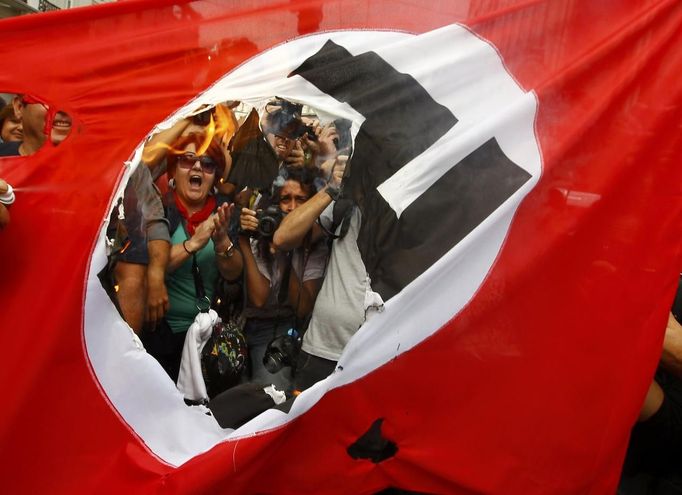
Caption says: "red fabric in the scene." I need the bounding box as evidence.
[18,94,56,146]
[0,1,681,494]
[173,191,215,236]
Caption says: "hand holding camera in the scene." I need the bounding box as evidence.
[239,207,259,234]
[285,140,306,167]
[240,206,286,239]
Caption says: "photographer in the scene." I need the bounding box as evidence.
[238,166,328,392]
[273,152,384,393]
[261,99,317,170]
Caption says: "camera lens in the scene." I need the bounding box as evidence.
[258,217,277,237]
[263,350,285,374]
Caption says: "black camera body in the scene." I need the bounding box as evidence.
[269,99,317,142]
[297,123,317,142]
[263,328,302,374]
[255,205,286,238]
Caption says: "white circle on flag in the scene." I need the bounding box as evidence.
[84,25,541,466]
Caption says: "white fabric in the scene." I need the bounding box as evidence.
[263,385,287,405]
[177,309,219,402]
[85,26,540,466]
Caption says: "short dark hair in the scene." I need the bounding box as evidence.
[272,165,316,201]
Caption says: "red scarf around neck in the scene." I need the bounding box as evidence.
[173,191,216,236]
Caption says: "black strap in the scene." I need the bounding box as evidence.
[277,252,293,306]
[318,198,353,243]
[182,222,211,313]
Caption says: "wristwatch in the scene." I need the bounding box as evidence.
[216,241,235,258]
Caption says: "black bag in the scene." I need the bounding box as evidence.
[201,317,247,399]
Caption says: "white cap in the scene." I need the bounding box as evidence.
[0,184,15,205]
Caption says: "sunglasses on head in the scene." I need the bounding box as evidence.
[177,153,218,174]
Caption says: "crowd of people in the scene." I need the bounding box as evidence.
[1,93,679,491]
[0,94,73,229]
[96,97,373,399]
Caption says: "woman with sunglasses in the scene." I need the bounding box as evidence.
[143,132,243,382]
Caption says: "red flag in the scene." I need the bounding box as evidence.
[0,1,681,494]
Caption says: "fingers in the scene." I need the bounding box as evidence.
[146,300,168,326]
[239,207,259,232]
[321,126,338,141]
[286,142,305,166]
[318,125,339,156]
[329,155,348,186]
[145,285,169,325]
[212,206,230,243]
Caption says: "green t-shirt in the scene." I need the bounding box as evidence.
[165,227,219,333]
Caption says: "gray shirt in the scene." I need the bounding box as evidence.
[302,205,381,361]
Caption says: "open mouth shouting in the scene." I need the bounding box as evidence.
[188,173,203,189]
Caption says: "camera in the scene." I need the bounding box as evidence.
[268,99,317,142]
[263,328,301,374]
[297,123,317,142]
[255,205,286,238]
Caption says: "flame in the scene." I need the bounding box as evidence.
[142,104,237,164]
[199,103,237,153]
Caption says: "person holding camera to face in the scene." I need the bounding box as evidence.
[238,166,328,393]
[261,99,321,170]
[273,150,384,393]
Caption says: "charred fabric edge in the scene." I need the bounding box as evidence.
[347,418,398,463]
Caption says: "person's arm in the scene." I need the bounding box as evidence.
[238,207,272,307]
[273,155,346,251]
[638,380,664,422]
[145,239,170,325]
[142,118,192,169]
[211,203,243,281]
[166,216,214,273]
[0,203,9,230]
[238,236,271,308]
[661,312,682,379]
[272,190,330,251]
[288,273,321,319]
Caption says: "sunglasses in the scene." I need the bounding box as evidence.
[177,153,218,174]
